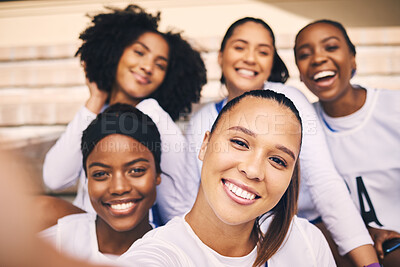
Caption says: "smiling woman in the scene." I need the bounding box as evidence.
[185,16,379,266]
[294,19,400,266]
[119,90,335,267]
[42,4,207,225]
[39,103,161,263]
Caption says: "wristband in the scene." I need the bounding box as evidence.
[364,263,381,267]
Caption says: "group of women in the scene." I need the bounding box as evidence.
[36,4,399,267]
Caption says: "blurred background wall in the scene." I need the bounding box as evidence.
[0,0,399,195]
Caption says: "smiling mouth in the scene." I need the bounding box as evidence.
[236,68,258,77]
[132,72,151,85]
[223,180,260,200]
[110,202,134,211]
[104,199,140,214]
[313,70,336,82]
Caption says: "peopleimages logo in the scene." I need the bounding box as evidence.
[184,111,318,136]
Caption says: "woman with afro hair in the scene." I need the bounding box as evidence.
[42,4,207,226]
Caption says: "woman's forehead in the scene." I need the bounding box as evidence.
[215,97,301,137]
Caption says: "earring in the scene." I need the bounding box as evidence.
[351,69,356,78]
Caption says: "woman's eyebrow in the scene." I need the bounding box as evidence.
[123,158,149,168]
[136,41,168,62]
[228,126,256,137]
[136,41,150,51]
[296,36,340,51]
[321,36,340,43]
[276,144,295,160]
[231,39,272,49]
[88,162,110,169]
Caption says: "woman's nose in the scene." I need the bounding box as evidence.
[237,153,264,181]
[109,172,132,195]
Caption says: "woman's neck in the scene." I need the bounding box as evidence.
[321,85,367,117]
[226,82,265,102]
[109,87,141,107]
[186,188,257,257]
[226,85,243,102]
[95,215,152,256]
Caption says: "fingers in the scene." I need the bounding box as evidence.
[371,229,400,260]
[373,233,385,260]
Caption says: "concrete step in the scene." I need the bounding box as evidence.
[1,44,399,89]
[0,87,88,126]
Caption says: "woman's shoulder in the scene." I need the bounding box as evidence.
[261,215,335,266]
[371,86,400,104]
[275,216,335,266]
[186,101,219,136]
[137,98,167,117]
[138,98,184,136]
[263,82,314,111]
[189,101,219,123]
[355,85,399,113]
[57,212,96,225]
[141,216,186,239]
[39,213,96,256]
[121,217,196,266]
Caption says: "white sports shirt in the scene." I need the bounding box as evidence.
[39,213,130,266]
[119,215,335,267]
[185,81,372,255]
[314,86,400,232]
[43,98,197,224]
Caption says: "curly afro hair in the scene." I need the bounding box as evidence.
[75,4,160,97]
[76,4,207,121]
[149,31,207,121]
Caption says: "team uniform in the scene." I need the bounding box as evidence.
[119,215,335,267]
[43,98,197,224]
[185,81,372,255]
[314,85,400,232]
[39,213,131,266]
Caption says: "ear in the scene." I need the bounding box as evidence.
[350,55,357,77]
[218,52,223,68]
[198,131,211,162]
[155,173,161,186]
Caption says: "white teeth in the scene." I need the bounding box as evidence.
[313,70,335,80]
[237,69,256,77]
[225,181,256,200]
[228,183,234,191]
[110,202,134,210]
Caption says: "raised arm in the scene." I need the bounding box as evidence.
[43,79,108,190]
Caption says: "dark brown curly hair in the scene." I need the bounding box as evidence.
[76,5,207,121]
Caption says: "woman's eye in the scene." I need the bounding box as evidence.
[297,52,310,60]
[91,171,109,180]
[134,50,144,56]
[93,171,106,177]
[128,167,147,177]
[156,63,167,71]
[234,46,244,51]
[326,45,338,52]
[269,157,287,168]
[230,139,249,149]
[259,50,269,56]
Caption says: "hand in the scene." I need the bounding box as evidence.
[368,226,400,260]
[84,77,109,114]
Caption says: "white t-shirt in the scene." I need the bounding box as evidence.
[43,98,197,224]
[185,81,372,255]
[39,213,130,266]
[119,215,335,267]
[314,86,400,232]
